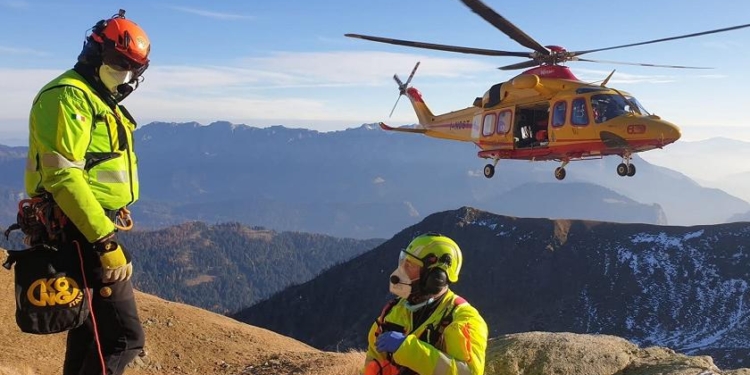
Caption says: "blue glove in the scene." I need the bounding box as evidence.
[376,331,406,353]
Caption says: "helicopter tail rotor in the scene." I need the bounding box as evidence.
[389,61,420,118]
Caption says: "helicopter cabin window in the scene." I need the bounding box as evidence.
[497,110,512,134]
[552,101,566,127]
[571,97,589,126]
[482,113,496,136]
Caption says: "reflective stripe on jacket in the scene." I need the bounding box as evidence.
[24,69,139,242]
[364,290,488,375]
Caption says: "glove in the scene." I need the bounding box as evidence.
[94,237,133,283]
[376,331,406,353]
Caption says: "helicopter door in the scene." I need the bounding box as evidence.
[514,104,550,148]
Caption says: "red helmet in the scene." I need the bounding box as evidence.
[88,10,150,73]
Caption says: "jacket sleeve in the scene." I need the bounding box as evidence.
[392,306,488,375]
[31,86,116,242]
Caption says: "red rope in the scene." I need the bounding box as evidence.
[74,240,106,375]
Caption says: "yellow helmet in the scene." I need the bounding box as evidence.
[401,233,463,283]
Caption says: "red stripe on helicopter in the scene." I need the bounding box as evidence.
[549,138,602,142]
[477,138,677,161]
[476,141,513,147]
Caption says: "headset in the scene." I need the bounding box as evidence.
[78,10,148,102]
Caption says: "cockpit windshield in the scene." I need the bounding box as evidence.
[627,96,649,115]
[591,94,649,123]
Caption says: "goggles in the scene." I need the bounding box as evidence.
[102,48,148,75]
[398,249,423,267]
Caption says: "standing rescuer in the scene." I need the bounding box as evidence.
[364,233,488,375]
[23,9,149,375]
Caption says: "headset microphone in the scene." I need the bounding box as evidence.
[390,275,410,285]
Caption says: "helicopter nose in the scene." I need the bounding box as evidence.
[657,120,681,145]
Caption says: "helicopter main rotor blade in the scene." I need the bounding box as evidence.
[345,34,530,57]
[459,0,550,56]
[572,23,750,56]
[498,60,541,71]
[573,57,712,69]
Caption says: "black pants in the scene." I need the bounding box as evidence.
[60,233,145,375]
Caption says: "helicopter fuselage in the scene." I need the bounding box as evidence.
[381,65,681,179]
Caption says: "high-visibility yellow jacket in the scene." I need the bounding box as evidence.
[24,69,139,243]
[364,290,488,375]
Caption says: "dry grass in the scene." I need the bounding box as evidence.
[317,350,365,375]
[0,351,365,375]
[0,366,37,375]
[0,264,366,375]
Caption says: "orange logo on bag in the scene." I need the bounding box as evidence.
[27,277,83,307]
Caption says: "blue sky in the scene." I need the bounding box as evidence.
[2,0,750,143]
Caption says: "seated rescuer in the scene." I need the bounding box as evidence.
[23,9,150,375]
[364,233,489,375]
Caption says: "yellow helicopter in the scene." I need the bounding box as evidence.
[346,0,750,180]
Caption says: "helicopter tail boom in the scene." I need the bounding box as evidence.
[379,122,427,133]
[403,86,438,126]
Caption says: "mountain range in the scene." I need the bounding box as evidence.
[639,137,750,203]
[234,207,750,370]
[2,122,748,239]
[1,222,383,315]
[1,121,749,374]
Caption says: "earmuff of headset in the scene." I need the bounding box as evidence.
[92,19,107,36]
[78,19,108,66]
[82,9,128,65]
[90,19,119,53]
[420,253,452,295]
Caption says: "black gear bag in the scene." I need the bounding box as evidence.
[3,244,90,335]
[2,195,89,334]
